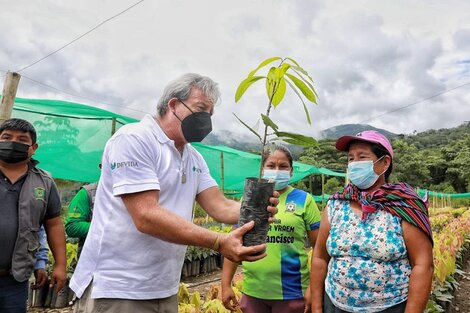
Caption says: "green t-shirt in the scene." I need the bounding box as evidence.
[65,188,92,239]
[242,186,321,300]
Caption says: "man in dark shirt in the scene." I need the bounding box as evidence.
[0,118,66,313]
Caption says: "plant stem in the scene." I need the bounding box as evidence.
[258,81,277,180]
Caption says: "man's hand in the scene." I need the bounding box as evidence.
[49,265,67,292]
[219,221,267,262]
[267,190,279,223]
[31,269,47,289]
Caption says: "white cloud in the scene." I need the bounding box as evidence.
[1,0,470,139]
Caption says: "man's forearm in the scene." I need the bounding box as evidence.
[132,203,220,249]
[45,217,67,267]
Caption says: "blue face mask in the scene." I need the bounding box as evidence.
[262,169,291,190]
[348,156,385,190]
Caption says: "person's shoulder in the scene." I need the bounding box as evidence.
[290,187,310,198]
[187,144,206,161]
[109,117,161,148]
[114,118,150,138]
[30,165,53,181]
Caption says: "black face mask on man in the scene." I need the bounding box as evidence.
[0,141,31,163]
[173,99,212,142]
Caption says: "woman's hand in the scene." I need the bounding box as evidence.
[221,285,239,311]
[304,285,312,313]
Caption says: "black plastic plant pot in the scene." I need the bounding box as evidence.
[238,177,275,247]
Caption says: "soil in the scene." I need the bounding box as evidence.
[451,256,470,313]
[27,260,470,313]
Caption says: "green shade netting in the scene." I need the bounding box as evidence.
[417,189,470,199]
[12,97,137,182]
[9,97,469,200]
[191,143,330,195]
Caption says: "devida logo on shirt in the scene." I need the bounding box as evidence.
[110,161,139,170]
[192,166,202,173]
[34,187,45,201]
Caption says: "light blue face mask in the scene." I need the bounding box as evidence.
[262,169,291,190]
[348,156,385,190]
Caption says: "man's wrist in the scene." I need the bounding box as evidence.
[213,234,221,252]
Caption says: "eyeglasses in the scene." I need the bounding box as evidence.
[177,99,213,116]
[178,99,196,114]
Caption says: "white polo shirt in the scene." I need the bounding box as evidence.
[69,114,217,299]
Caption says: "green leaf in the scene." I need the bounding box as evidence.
[285,57,300,67]
[285,73,317,103]
[261,114,279,131]
[233,113,262,142]
[290,67,318,98]
[235,76,264,102]
[285,79,311,124]
[248,56,282,77]
[290,65,314,82]
[275,131,317,147]
[272,77,286,107]
[266,67,277,101]
[280,63,291,76]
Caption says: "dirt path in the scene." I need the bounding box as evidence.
[28,261,470,313]
[451,256,470,313]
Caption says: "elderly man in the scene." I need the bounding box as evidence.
[0,118,66,313]
[70,73,278,313]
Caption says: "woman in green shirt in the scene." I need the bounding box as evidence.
[222,145,321,313]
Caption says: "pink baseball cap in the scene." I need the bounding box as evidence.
[335,130,394,158]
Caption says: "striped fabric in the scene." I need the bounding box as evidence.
[330,182,433,244]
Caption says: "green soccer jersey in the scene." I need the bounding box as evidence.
[242,186,321,300]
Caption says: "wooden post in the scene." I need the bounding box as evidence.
[321,174,325,207]
[220,152,225,194]
[309,175,313,195]
[111,118,117,135]
[0,72,21,124]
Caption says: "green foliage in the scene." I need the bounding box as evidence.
[193,202,207,219]
[299,123,470,196]
[46,242,77,279]
[235,57,318,178]
[299,139,346,171]
[324,177,342,195]
[184,224,231,262]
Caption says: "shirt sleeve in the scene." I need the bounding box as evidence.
[44,181,61,219]
[34,225,49,270]
[107,132,160,196]
[65,188,91,239]
[304,194,321,231]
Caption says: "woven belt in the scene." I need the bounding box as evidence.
[0,269,11,277]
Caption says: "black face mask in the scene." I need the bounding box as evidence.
[174,100,212,142]
[0,141,31,163]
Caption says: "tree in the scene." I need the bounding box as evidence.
[324,177,342,195]
[235,56,318,178]
[390,139,429,187]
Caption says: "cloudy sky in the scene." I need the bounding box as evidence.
[2,0,470,139]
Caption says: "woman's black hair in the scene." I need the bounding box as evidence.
[261,144,293,168]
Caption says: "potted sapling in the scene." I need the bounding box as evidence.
[234,57,318,247]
